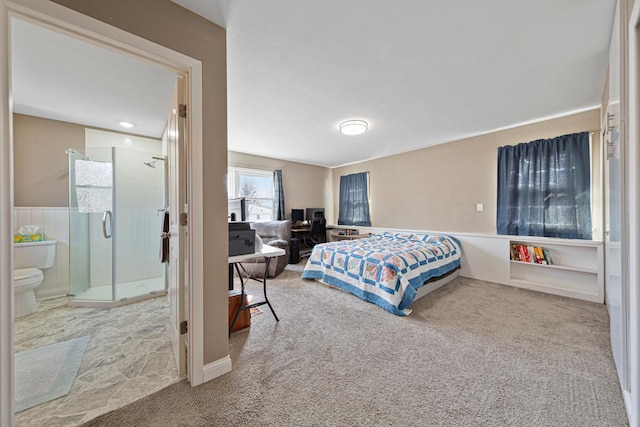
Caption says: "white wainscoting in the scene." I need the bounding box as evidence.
[14,207,69,299]
[329,225,604,303]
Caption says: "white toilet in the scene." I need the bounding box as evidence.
[14,240,57,318]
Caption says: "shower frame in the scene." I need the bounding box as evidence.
[67,147,168,307]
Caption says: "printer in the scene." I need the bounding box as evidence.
[228,222,255,256]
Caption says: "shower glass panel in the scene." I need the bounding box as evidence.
[68,148,113,301]
[68,146,166,304]
[113,148,165,299]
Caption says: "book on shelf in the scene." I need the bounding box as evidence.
[534,247,547,264]
[516,244,527,262]
[530,246,540,264]
[510,244,519,261]
[512,243,553,265]
[527,245,535,263]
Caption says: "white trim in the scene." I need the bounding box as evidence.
[202,355,232,383]
[627,0,640,424]
[5,0,195,76]
[0,2,14,424]
[623,389,633,423]
[329,224,605,246]
[0,0,208,421]
[188,62,205,387]
[228,166,274,198]
[505,278,603,303]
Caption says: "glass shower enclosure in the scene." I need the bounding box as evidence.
[67,147,166,305]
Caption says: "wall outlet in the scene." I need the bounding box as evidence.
[476,203,483,212]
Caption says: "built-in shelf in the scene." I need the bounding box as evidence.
[509,278,599,301]
[509,239,603,303]
[509,260,598,274]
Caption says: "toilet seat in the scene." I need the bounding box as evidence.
[14,268,43,288]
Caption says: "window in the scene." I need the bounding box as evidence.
[338,172,371,226]
[496,132,592,240]
[228,167,273,221]
[74,159,112,213]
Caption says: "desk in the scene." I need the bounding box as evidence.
[291,226,310,241]
[228,244,285,335]
[291,227,311,251]
[329,232,370,241]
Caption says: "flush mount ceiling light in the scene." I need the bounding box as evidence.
[119,121,135,129]
[339,120,368,136]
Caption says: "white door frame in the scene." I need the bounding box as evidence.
[627,1,640,425]
[0,0,205,423]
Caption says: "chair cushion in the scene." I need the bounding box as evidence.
[252,220,291,242]
[240,220,291,278]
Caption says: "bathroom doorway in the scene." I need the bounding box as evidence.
[1,1,210,423]
[2,5,202,424]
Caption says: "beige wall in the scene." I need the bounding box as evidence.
[14,114,164,205]
[332,110,601,235]
[51,0,228,364]
[13,114,84,207]
[228,151,333,222]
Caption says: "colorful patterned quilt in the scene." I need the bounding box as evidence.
[302,232,461,315]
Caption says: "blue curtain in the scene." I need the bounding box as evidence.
[273,169,285,221]
[338,172,371,226]
[497,132,591,240]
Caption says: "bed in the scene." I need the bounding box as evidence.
[301,232,462,315]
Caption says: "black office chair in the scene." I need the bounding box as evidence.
[309,212,326,245]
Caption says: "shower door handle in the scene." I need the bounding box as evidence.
[160,210,170,263]
[102,210,112,239]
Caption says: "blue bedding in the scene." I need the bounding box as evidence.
[302,232,462,315]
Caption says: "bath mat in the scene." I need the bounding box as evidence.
[14,335,90,413]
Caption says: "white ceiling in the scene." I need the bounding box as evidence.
[175,0,616,168]
[11,19,177,139]
[11,2,616,167]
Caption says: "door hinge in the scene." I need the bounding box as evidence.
[180,320,188,334]
[180,212,188,226]
[178,104,187,118]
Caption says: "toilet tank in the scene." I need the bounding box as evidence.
[14,240,57,269]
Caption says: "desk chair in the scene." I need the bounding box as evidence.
[309,212,326,246]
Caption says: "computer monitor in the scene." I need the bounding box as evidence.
[306,208,325,221]
[228,197,247,221]
[291,209,304,223]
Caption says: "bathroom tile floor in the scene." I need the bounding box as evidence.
[14,295,180,427]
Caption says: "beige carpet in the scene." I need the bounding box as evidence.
[82,262,628,426]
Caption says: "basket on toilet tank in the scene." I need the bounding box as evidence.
[14,224,44,243]
[14,233,44,243]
